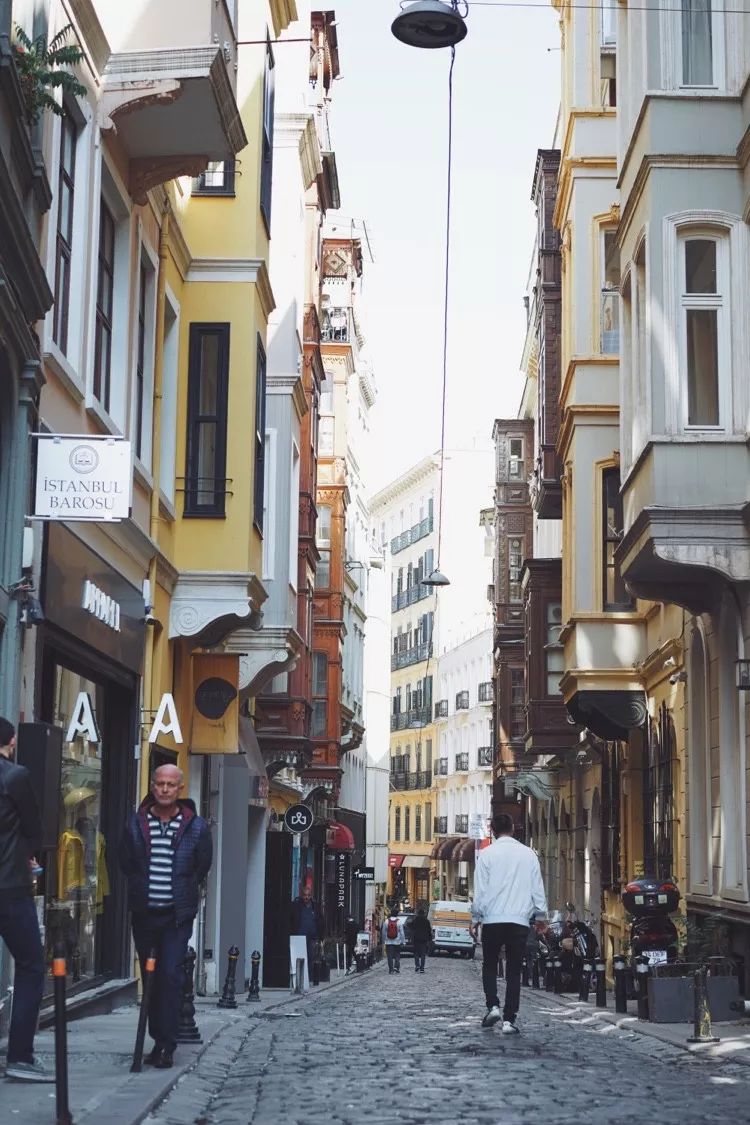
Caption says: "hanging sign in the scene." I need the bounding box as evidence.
[148,694,184,745]
[190,654,240,753]
[284,804,314,834]
[33,435,132,521]
[468,812,487,841]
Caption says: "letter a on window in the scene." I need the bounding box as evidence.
[148,693,184,745]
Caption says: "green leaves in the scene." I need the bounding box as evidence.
[11,22,86,124]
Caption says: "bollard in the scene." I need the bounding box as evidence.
[310,942,321,986]
[579,960,592,1003]
[553,955,563,994]
[176,947,202,1044]
[53,944,73,1125]
[294,957,305,994]
[531,957,540,990]
[595,957,607,1008]
[730,999,750,1015]
[613,954,628,1014]
[688,966,719,1044]
[218,945,240,1009]
[635,955,650,1021]
[131,948,157,1073]
[521,957,530,987]
[247,949,261,1002]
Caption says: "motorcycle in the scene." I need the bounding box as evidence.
[622,876,680,970]
[531,902,599,992]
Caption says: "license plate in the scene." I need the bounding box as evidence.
[634,895,644,905]
[646,950,668,965]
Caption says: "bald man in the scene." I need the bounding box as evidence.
[119,764,212,1068]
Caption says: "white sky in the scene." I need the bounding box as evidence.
[326,0,561,492]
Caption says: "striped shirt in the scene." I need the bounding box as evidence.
[147,810,182,906]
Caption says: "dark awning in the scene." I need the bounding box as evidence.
[452,838,476,863]
[433,836,459,861]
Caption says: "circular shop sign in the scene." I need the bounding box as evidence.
[284,803,314,834]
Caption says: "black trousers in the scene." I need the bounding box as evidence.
[481,923,529,1021]
[413,942,428,970]
[0,895,45,1063]
[386,945,401,972]
[132,909,193,1053]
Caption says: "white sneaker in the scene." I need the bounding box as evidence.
[481,1005,502,1028]
[501,1019,520,1035]
[5,1058,55,1082]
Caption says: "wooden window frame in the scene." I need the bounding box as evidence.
[184,323,231,517]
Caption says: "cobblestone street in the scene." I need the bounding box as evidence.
[146,957,750,1125]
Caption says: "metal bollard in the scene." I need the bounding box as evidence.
[688,966,719,1044]
[218,945,240,1009]
[579,960,592,1003]
[635,955,650,1021]
[553,955,563,994]
[613,954,628,1014]
[521,957,530,987]
[53,945,73,1125]
[531,957,540,990]
[294,956,305,994]
[247,949,261,1002]
[176,947,202,1043]
[131,948,157,1073]
[595,957,607,1008]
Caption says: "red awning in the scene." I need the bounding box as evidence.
[388,854,405,869]
[327,822,355,851]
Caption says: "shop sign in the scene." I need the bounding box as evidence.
[388,854,405,869]
[336,852,347,911]
[284,804,314,834]
[82,579,121,632]
[33,435,132,521]
[468,812,487,840]
[190,654,239,754]
[148,694,184,745]
[353,866,375,882]
[64,691,101,745]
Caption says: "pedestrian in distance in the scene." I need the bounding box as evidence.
[411,907,432,973]
[471,812,548,1035]
[382,908,404,974]
[290,883,324,978]
[119,764,212,1069]
[345,914,359,974]
[0,718,52,1083]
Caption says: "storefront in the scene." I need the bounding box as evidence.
[23,524,145,993]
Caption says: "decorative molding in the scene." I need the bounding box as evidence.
[221,625,304,695]
[130,154,208,206]
[186,257,276,318]
[169,571,267,640]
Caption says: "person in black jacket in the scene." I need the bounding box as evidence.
[411,908,433,973]
[0,718,52,1083]
[119,764,212,1069]
[290,885,323,976]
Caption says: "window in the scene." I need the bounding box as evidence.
[508,537,523,602]
[289,443,300,588]
[424,802,432,842]
[415,804,422,842]
[184,324,230,516]
[254,336,267,532]
[260,35,275,230]
[135,262,147,460]
[602,468,632,609]
[544,603,564,696]
[681,237,723,427]
[688,627,711,892]
[508,438,524,479]
[600,742,621,889]
[134,256,156,465]
[682,0,713,85]
[643,705,675,881]
[404,806,411,842]
[261,431,275,578]
[193,159,236,195]
[54,114,76,352]
[93,199,115,411]
[601,230,620,355]
[312,652,327,736]
[394,806,401,842]
[316,504,331,588]
[601,0,617,44]
[160,296,179,504]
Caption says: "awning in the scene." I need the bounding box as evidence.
[388,854,405,869]
[402,855,432,869]
[326,822,355,851]
[452,838,477,863]
[433,836,459,861]
[239,716,268,807]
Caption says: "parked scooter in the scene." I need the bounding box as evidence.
[622,877,680,969]
[532,903,599,992]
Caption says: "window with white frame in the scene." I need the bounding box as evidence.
[261,429,276,579]
[159,293,179,505]
[134,248,157,467]
[681,0,714,85]
[601,229,620,355]
[92,162,132,430]
[289,442,300,590]
[679,233,727,428]
[601,0,617,44]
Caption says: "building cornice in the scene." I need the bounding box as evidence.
[554,155,617,230]
[559,354,619,415]
[66,0,111,74]
[186,257,276,318]
[619,152,741,246]
[558,402,619,460]
[275,113,323,189]
[267,373,309,420]
[370,454,440,512]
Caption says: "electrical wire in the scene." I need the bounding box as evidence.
[468,0,749,12]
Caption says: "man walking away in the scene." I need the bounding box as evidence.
[0,718,52,1082]
[119,765,212,1069]
[471,813,547,1034]
[290,884,323,980]
[411,908,432,973]
[345,914,359,973]
[382,909,404,974]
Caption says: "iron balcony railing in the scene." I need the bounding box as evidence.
[478,682,494,703]
[321,306,353,344]
[478,746,494,767]
[390,515,434,555]
[601,289,619,355]
[391,770,433,791]
[455,753,470,771]
[434,699,448,719]
[456,691,470,711]
[434,816,448,834]
[390,707,432,732]
[455,815,469,833]
[391,641,431,671]
[391,583,432,613]
[437,758,448,776]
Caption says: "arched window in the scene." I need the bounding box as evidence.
[689,625,711,891]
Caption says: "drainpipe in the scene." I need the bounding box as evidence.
[140,198,170,800]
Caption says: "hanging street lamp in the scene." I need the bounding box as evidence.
[421,569,451,588]
[391,1,468,50]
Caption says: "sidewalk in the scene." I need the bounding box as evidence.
[1,967,367,1124]
[535,986,750,1064]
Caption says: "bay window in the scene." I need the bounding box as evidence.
[679,234,726,428]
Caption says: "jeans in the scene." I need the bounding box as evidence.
[481,922,529,1021]
[386,945,401,972]
[0,895,45,1063]
[132,909,193,1053]
[413,942,428,970]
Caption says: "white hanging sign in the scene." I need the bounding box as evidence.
[33,435,132,521]
[65,691,101,744]
[148,693,184,745]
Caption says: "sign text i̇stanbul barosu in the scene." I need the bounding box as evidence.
[33,435,133,520]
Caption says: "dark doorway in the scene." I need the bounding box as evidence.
[263,831,293,987]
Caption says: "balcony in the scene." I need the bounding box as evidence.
[522,558,578,755]
[390,707,431,732]
[455,753,470,772]
[455,814,469,833]
[320,307,353,344]
[391,770,433,791]
[478,682,494,703]
[391,583,431,613]
[434,816,448,834]
[97,0,246,203]
[600,289,619,354]
[478,747,494,767]
[391,641,430,671]
[437,758,448,776]
[455,691,470,711]
[434,700,449,719]
[390,515,434,555]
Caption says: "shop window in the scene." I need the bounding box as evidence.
[259,35,275,231]
[254,336,267,533]
[602,468,632,610]
[93,199,115,413]
[600,742,621,889]
[193,159,236,195]
[53,113,76,353]
[184,324,230,516]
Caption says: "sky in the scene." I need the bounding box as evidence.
[325,0,561,493]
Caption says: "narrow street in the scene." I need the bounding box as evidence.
[146,958,750,1125]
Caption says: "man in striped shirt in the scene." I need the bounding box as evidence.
[119,764,212,1069]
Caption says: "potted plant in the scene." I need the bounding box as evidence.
[12,23,86,125]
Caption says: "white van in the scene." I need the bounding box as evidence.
[427,900,476,958]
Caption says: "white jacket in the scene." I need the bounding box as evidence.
[471,836,548,927]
